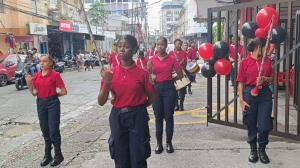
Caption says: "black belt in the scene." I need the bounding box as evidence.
[37,95,58,102]
[245,85,270,89]
[115,104,144,113]
[154,80,173,85]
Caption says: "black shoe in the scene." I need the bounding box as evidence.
[50,148,64,166]
[155,134,163,154]
[188,88,192,94]
[258,145,270,164]
[166,133,174,153]
[40,147,53,166]
[179,100,184,111]
[174,101,179,111]
[248,143,258,163]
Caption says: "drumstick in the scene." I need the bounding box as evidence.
[251,15,275,97]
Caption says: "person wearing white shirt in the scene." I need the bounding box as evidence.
[32,47,41,72]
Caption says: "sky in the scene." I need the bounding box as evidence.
[145,0,166,33]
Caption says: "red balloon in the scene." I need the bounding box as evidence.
[214,59,231,76]
[199,43,214,60]
[256,7,278,31]
[255,28,267,39]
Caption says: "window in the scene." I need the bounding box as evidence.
[100,0,105,2]
[174,11,179,15]
[31,0,41,14]
[85,0,94,3]
[167,18,171,21]
[0,0,3,13]
[7,56,18,65]
[105,0,110,2]
[175,18,179,21]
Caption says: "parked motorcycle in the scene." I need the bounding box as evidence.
[61,54,74,67]
[52,57,65,73]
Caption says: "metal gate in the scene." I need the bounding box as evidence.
[206,0,300,141]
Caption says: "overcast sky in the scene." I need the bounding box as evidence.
[145,0,166,32]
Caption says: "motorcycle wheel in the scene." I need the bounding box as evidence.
[15,79,24,90]
[0,75,7,87]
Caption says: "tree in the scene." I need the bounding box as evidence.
[212,22,224,43]
[88,1,109,25]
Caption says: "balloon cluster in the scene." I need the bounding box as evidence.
[242,7,286,44]
[199,41,232,78]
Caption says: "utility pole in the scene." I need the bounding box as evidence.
[145,14,148,50]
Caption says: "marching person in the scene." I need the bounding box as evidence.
[147,37,183,154]
[108,42,121,69]
[188,41,197,83]
[98,35,157,168]
[183,42,196,94]
[25,55,67,167]
[137,51,148,69]
[236,37,275,164]
[169,39,187,111]
[24,50,38,77]
[147,43,158,59]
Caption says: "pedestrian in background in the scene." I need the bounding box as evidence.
[84,51,92,71]
[237,37,275,164]
[169,39,187,111]
[147,37,183,154]
[18,48,25,54]
[183,42,195,94]
[108,43,121,69]
[25,55,67,167]
[188,41,197,83]
[76,50,83,72]
[98,35,157,168]
[32,47,41,73]
[148,43,158,60]
[137,51,148,69]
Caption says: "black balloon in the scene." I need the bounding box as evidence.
[213,41,230,59]
[270,26,287,44]
[201,63,216,78]
[209,56,218,66]
[242,22,259,38]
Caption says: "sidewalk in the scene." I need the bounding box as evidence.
[77,70,300,168]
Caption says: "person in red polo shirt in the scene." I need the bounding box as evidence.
[108,43,121,69]
[137,51,148,68]
[184,42,196,94]
[237,37,275,164]
[229,36,243,88]
[169,39,187,111]
[25,55,67,167]
[98,35,157,168]
[147,37,183,154]
[148,43,158,59]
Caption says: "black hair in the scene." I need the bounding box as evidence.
[118,34,139,54]
[174,39,182,44]
[229,34,233,40]
[76,50,81,55]
[139,51,144,56]
[183,42,189,45]
[157,37,168,45]
[237,36,241,41]
[247,37,266,52]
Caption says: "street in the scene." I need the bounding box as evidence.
[0,67,300,168]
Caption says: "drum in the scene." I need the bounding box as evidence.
[172,69,191,90]
[186,62,200,75]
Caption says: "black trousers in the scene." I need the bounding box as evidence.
[108,105,151,168]
[243,86,273,146]
[37,98,61,148]
[176,87,187,102]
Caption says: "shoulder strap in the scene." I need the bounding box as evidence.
[115,55,120,65]
[139,59,144,68]
[173,50,180,62]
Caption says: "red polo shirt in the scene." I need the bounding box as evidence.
[150,54,181,82]
[237,56,275,86]
[169,50,187,69]
[148,50,158,57]
[32,69,65,98]
[185,50,193,61]
[137,58,148,68]
[101,63,155,108]
[188,48,197,60]
[229,45,243,60]
[104,53,107,56]
[108,53,121,67]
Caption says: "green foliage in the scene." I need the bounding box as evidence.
[88,1,109,25]
[212,22,224,42]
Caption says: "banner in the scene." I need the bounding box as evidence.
[59,21,72,32]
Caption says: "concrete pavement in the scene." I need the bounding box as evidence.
[0,63,300,168]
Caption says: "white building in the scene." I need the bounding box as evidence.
[159,0,183,43]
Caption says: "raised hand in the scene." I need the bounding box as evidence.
[100,68,113,83]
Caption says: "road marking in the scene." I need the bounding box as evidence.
[148,102,234,125]
[191,81,222,89]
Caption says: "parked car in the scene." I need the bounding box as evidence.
[0,54,26,87]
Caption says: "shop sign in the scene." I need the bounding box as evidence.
[30,23,47,35]
[104,31,116,39]
[91,26,97,35]
[96,27,103,35]
[59,21,72,32]
[79,24,89,34]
